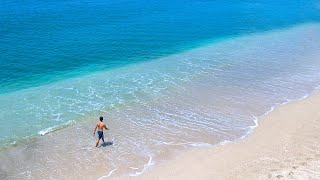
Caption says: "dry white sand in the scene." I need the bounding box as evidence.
[139,92,320,179]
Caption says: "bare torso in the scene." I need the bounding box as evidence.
[96,121,106,132]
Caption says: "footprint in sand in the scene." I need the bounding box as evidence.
[305,157,312,161]
[276,175,284,179]
[300,162,307,166]
[269,168,278,172]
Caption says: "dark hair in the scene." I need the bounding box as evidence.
[99,116,103,121]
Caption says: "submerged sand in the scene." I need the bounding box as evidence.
[140,92,320,179]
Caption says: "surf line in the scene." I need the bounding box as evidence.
[97,168,117,180]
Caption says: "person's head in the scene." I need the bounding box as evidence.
[99,116,103,122]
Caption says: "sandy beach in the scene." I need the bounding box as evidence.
[140,92,320,179]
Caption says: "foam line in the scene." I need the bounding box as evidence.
[239,90,319,141]
[97,168,117,180]
[38,120,75,136]
[129,155,154,176]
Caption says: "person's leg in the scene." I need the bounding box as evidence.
[102,135,105,144]
[96,131,103,147]
[96,138,100,147]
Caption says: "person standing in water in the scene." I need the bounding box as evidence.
[93,116,109,147]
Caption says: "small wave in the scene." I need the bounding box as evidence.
[97,168,117,180]
[129,155,154,177]
[38,120,75,136]
[218,140,232,146]
[188,142,213,147]
[239,90,317,141]
[156,141,213,147]
[38,126,57,136]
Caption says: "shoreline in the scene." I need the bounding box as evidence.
[1,22,319,150]
[139,92,320,179]
[1,23,320,179]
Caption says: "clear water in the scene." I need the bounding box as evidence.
[1,0,320,178]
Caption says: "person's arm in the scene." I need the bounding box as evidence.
[104,124,109,130]
[93,124,97,135]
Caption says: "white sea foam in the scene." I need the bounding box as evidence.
[238,89,319,141]
[38,126,57,136]
[188,142,213,147]
[156,140,213,147]
[38,120,75,136]
[97,168,117,180]
[129,155,154,177]
[218,140,232,146]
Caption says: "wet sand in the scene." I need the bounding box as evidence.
[140,92,320,179]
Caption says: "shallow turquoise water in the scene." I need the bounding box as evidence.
[0,0,320,151]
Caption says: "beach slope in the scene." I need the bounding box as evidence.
[140,92,320,179]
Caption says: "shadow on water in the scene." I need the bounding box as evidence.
[101,141,113,147]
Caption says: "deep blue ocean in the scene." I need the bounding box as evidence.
[1,0,319,93]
